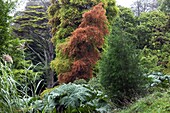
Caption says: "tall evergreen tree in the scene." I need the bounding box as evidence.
[13,0,55,88]
[57,3,109,83]
[99,27,146,106]
[48,0,118,83]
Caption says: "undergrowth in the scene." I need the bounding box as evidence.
[115,89,170,113]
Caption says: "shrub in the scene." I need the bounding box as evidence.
[33,83,112,113]
[147,72,170,91]
[0,60,43,113]
[99,28,147,106]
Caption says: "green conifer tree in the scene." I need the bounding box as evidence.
[99,28,146,106]
[13,0,55,88]
[48,0,118,83]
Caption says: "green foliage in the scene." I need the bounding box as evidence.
[113,6,137,43]
[0,61,20,113]
[142,48,170,74]
[12,62,42,85]
[159,0,170,14]
[73,77,104,93]
[1,48,41,86]
[0,0,40,86]
[0,0,14,54]
[88,77,104,91]
[136,11,168,49]
[99,28,146,106]
[147,72,170,90]
[33,83,111,113]
[163,56,170,74]
[0,60,42,113]
[73,79,87,85]
[13,1,55,88]
[136,10,170,74]
[27,5,44,9]
[0,0,21,60]
[50,51,72,74]
[139,48,162,73]
[116,6,136,31]
[118,90,170,113]
[48,0,118,82]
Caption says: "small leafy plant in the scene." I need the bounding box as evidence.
[33,83,111,113]
[147,72,170,89]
